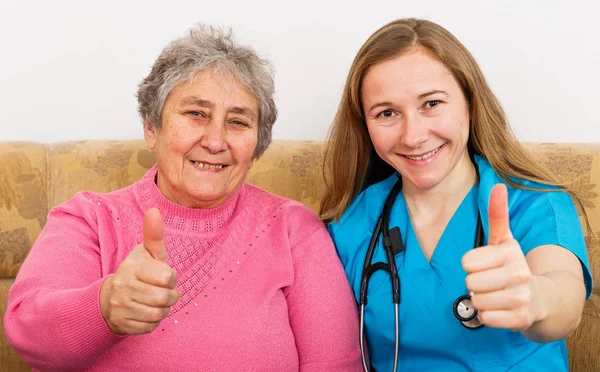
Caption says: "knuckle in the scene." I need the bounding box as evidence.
[516,308,533,327]
[111,277,125,291]
[156,290,170,305]
[161,270,173,285]
[109,297,121,308]
[511,267,530,285]
[513,289,532,307]
[149,308,165,322]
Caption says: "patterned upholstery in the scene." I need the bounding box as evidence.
[0,140,598,371]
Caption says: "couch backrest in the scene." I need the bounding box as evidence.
[0,140,599,371]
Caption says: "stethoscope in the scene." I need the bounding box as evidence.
[359,170,484,372]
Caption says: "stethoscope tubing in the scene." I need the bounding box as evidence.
[359,304,400,372]
[358,162,484,370]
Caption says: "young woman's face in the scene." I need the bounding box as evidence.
[145,69,259,208]
[361,48,472,191]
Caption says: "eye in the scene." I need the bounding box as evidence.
[377,109,396,119]
[424,100,440,109]
[187,111,205,117]
[230,120,250,127]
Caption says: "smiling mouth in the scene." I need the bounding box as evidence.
[402,144,444,161]
[191,160,227,169]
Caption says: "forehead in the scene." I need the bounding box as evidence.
[168,69,259,110]
[361,49,458,100]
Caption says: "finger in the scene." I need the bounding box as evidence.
[470,283,532,311]
[478,308,534,331]
[144,208,168,263]
[128,280,180,307]
[487,184,513,245]
[137,259,178,288]
[119,319,162,335]
[462,245,506,273]
[122,301,171,324]
[109,318,162,336]
[466,264,530,293]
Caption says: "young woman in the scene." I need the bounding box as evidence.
[322,18,591,371]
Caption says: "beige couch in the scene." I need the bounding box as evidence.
[1,140,599,371]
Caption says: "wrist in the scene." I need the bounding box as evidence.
[99,275,119,334]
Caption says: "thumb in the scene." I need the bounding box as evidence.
[143,208,168,263]
[487,183,513,245]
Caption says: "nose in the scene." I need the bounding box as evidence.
[200,120,227,154]
[400,113,428,148]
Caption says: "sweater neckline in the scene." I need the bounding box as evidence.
[135,165,243,233]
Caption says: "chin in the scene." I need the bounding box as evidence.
[405,175,444,190]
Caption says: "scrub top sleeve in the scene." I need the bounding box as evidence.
[326,222,345,262]
[512,191,592,299]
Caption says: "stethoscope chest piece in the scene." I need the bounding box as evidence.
[453,294,484,329]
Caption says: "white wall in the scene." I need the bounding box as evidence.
[1,0,598,143]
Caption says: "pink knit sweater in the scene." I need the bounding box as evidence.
[5,166,362,371]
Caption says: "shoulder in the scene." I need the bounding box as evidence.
[243,182,324,243]
[329,174,397,233]
[49,183,138,228]
[328,174,398,259]
[474,155,583,251]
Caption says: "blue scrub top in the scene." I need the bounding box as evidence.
[328,155,592,371]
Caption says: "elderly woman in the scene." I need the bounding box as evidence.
[4,26,362,371]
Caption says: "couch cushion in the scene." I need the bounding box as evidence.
[0,278,31,371]
[524,143,600,370]
[246,140,326,213]
[47,140,156,207]
[0,142,47,279]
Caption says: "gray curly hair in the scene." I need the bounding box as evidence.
[137,25,277,158]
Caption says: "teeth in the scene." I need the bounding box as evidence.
[405,147,441,161]
[193,161,224,169]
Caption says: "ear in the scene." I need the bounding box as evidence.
[144,121,157,150]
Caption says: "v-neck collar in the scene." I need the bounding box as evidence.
[401,183,478,273]
[390,185,479,314]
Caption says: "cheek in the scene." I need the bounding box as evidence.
[435,113,469,139]
[367,124,397,152]
[233,134,258,165]
[165,127,197,154]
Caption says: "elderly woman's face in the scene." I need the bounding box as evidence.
[144,69,259,208]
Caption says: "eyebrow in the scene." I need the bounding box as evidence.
[180,97,214,108]
[368,101,394,113]
[180,96,257,120]
[228,106,257,121]
[367,90,450,113]
[418,90,449,99]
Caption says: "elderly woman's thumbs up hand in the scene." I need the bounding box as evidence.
[462,184,544,332]
[100,208,179,335]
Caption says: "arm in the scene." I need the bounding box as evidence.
[522,244,586,342]
[284,219,363,371]
[463,184,590,343]
[4,197,124,371]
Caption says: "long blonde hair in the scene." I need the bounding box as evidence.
[320,18,590,231]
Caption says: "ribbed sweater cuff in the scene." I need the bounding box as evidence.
[55,276,125,361]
